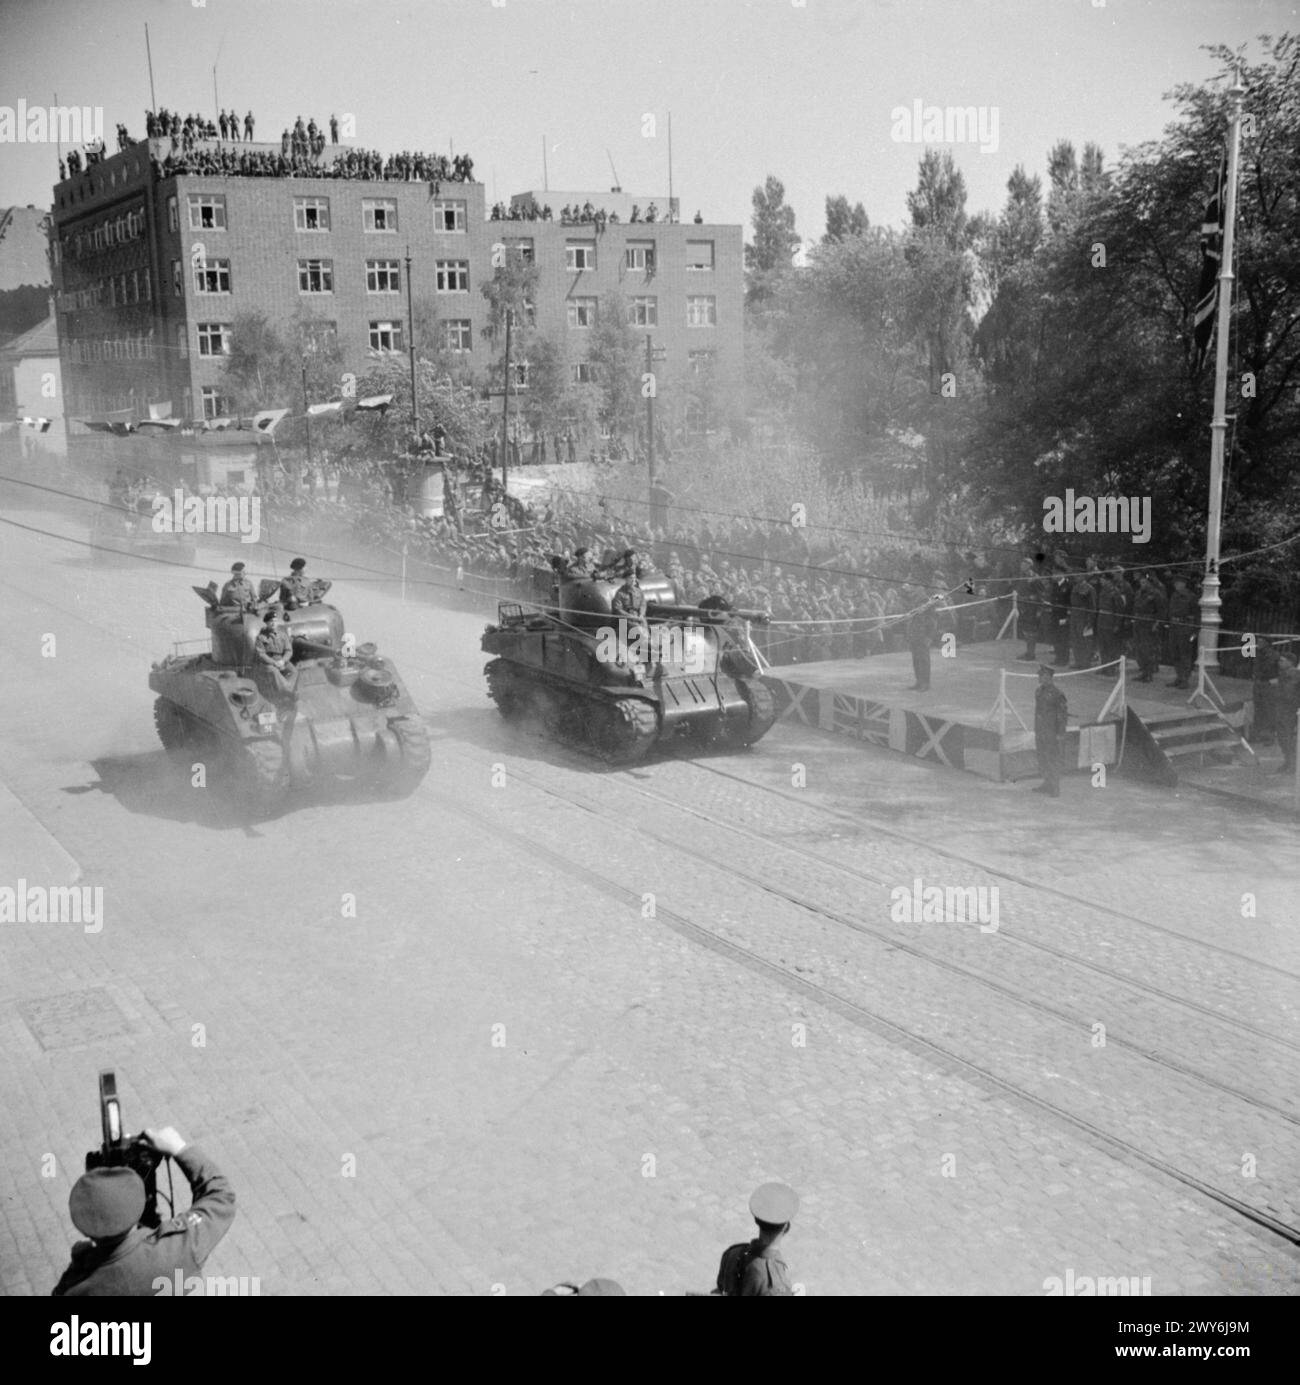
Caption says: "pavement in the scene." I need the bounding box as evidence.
[1,497,1297,1295]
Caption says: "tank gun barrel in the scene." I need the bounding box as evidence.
[291,637,340,658]
[645,602,770,625]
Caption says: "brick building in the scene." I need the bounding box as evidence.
[49,139,742,442]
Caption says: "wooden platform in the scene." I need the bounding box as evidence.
[759,643,1252,782]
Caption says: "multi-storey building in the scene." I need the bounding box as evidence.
[49,139,742,440]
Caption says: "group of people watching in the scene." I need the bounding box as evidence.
[143,108,252,142]
[487,200,669,228]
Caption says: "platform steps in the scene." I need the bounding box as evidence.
[1137,706,1252,780]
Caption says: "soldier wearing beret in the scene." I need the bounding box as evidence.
[278,556,330,610]
[254,608,297,698]
[1132,572,1167,683]
[53,1127,235,1296]
[219,561,257,610]
[715,1182,798,1296]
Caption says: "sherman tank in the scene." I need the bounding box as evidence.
[149,583,430,812]
[481,570,776,765]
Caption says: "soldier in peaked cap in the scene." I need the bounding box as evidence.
[219,561,257,610]
[714,1183,799,1296]
[53,1127,235,1296]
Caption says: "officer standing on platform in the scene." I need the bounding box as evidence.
[715,1183,799,1296]
[1166,575,1198,689]
[907,594,941,692]
[1050,552,1072,666]
[1068,563,1098,670]
[1095,569,1125,673]
[1033,664,1069,797]
[52,1127,235,1296]
[1132,572,1167,682]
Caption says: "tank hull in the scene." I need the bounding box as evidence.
[149,601,429,812]
[481,579,775,764]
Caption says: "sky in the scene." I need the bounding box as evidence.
[1,0,1295,242]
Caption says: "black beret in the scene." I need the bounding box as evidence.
[290,557,307,571]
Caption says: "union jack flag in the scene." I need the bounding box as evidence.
[1193,153,1228,373]
[832,693,891,747]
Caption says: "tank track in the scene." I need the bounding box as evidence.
[586,696,660,766]
[727,679,777,746]
[375,715,432,796]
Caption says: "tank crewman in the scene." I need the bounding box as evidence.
[714,1183,798,1296]
[1131,573,1167,682]
[600,547,640,582]
[1050,552,1073,666]
[278,556,330,610]
[1166,575,1198,689]
[563,546,597,580]
[52,1127,235,1296]
[1095,570,1126,672]
[610,566,650,665]
[254,608,298,698]
[1033,663,1069,797]
[907,594,941,692]
[218,561,258,610]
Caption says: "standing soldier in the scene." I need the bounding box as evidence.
[1050,552,1072,666]
[907,594,941,692]
[1017,557,1045,662]
[1132,572,1167,683]
[218,110,229,141]
[1114,564,1137,657]
[244,110,254,141]
[1095,569,1125,673]
[1273,651,1300,774]
[1033,664,1069,797]
[218,561,257,610]
[1249,636,1280,747]
[1068,563,1097,670]
[329,113,339,144]
[1166,574,1198,689]
[715,1183,798,1296]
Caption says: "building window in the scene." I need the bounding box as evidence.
[689,349,715,376]
[630,296,658,327]
[435,260,469,293]
[167,195,178,232]
[687,295,717,327]
[571,362,597,385]
[432,200,466,232]
[522,298,536,327]
[176,324,189,360]
[565,242,596,271]
[172,259,183,296]
[439,319,472,353]
[366,260,401,293]
[686,240,715,271]
[187,194,227,230]
[194,258,231,293]
[511,361,529,389]
[363,199,398,232]
[294,197,330,232]
[201,387,231,420]
[368,320,404,352]
[625,242,656,272]
[298,259,334,293]
[197,322,231,356]
[567,297,597,329]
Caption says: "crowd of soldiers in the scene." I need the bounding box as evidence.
[488,199,669,227]
[143,108,252,142]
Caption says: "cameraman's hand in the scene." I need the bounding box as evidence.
[142,1126,187,1158]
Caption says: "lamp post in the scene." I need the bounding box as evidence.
[405,242,418,439]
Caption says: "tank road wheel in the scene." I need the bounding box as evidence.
[241,739,289,816]
[726,679,777,748]
[587,697,659,766]
[485,658,527,721]
[153,697,191,751]
[380,715,432,796]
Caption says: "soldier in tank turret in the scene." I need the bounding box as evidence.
[219,561,258,610]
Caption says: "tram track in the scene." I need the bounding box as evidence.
[423,772,1300,1250]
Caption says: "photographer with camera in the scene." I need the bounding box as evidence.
[53,1124,235,1297]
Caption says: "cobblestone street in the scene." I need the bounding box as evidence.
[1,510,1297,1295]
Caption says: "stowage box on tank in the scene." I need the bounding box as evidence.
[481,570,775,765]
[149,585,430,813]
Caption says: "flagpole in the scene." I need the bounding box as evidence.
[1197,68,1245,677]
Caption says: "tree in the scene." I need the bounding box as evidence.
[906,149,968,248]
[745,175,800,307]
[584,294,641,452]
[823,194,868,244]
[222,311,295,412]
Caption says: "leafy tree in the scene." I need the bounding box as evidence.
[584,294,641,451]
[745,175,800,307]
[823,194,868,244]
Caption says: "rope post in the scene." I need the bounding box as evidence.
[401,542,407,604]
[999,668,1007,740]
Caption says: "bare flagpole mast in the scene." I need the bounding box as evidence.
[1197,67,1246,681]
[145,24,157,115]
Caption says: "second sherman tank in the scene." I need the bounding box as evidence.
[481,569,776,765]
